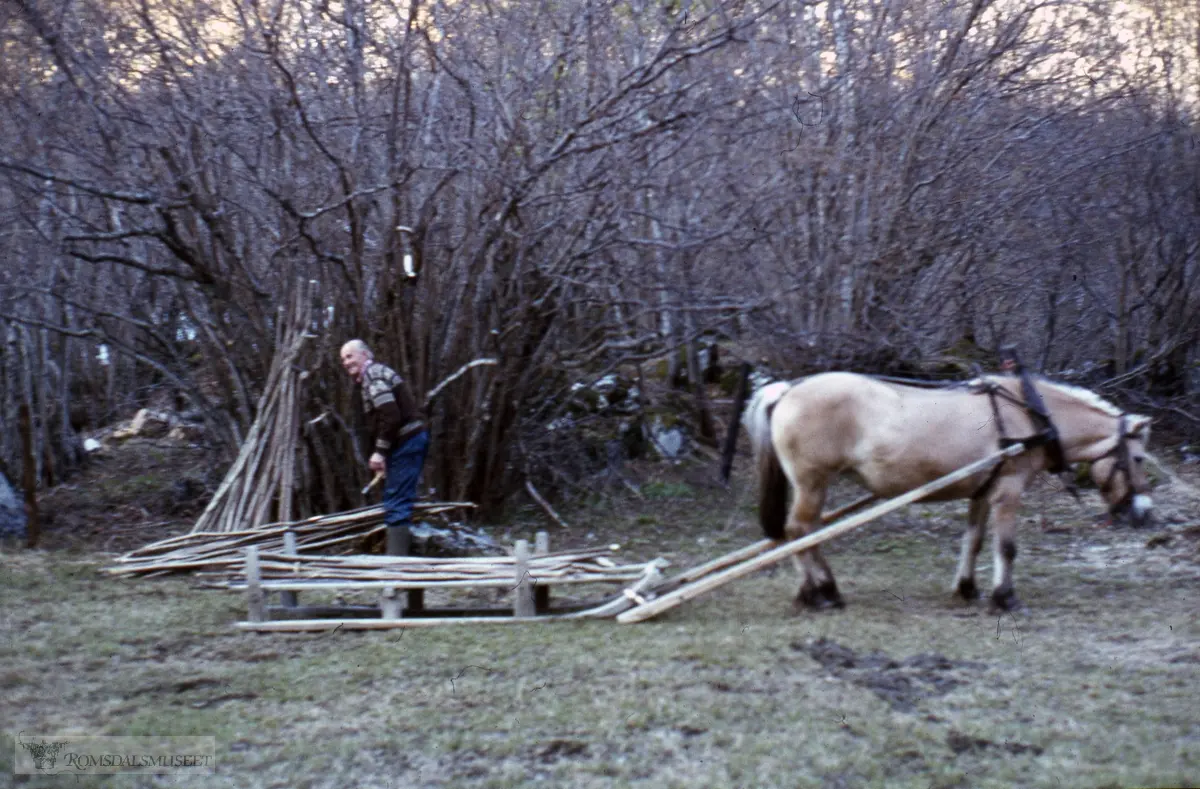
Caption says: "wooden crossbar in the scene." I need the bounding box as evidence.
[616,443,1027,624]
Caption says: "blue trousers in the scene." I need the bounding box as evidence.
[384,430,429,528]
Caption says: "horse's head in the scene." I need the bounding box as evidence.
[1087,414,1153,526]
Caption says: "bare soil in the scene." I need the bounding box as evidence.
[2,442,1199,788]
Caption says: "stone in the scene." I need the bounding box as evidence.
[650,417,687,459]
[0,471,27,540]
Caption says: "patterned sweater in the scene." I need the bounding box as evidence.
[360,361,425,453]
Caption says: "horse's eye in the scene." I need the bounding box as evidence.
[1134,456,1144,464]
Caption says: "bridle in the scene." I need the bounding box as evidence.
[1093,413,1144,513]
[970,373,1146,508]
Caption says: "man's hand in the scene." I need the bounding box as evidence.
[369,452,387,474]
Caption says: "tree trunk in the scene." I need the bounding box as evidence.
[20,403,38,549]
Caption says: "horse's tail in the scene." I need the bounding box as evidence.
[743,381,792,541]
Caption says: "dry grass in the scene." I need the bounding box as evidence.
[2,455,1199,788]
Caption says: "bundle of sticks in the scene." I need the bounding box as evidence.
[106,502,473,578]
[191,280,313,534]
[243,546,660,586]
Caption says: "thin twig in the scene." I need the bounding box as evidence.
[525,480,570,529]
[425,358,499,405]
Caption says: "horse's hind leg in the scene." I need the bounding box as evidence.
[952,498,989,601]
[785,484,843,609]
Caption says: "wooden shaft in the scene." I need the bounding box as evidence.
[656,492,879,592]
[362,473,385,496]
[617,444,1026,624]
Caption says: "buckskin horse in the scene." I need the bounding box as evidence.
[744,372,1153,611]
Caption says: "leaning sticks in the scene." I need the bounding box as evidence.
[190,280,313,534]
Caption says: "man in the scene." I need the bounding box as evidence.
[340,339,429,555]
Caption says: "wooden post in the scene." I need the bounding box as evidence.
[19,403,38,549]
[380,587,402,619]
[513,539,535,618]
[534,531,550,613]
[719,363,752,484]
[281,531,298,608]
[246,546,265,623]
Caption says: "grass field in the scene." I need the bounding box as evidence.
[2,460,1198,789]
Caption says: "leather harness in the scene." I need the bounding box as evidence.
[970,372,1140,510]
[970,368,1070,500]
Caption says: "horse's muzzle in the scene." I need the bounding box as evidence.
[1111,493,1153,527]
[1131,493,1153,526]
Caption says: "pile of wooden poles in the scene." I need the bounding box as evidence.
[242,546,658,586]
[105,502,473,578]
[190,280,312,534]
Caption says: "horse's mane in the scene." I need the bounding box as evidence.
[971,375,1123,418]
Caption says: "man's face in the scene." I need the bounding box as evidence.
[340,345,370,381]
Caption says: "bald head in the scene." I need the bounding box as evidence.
[340,339,373,382]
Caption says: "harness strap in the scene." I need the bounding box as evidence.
[986,386,1008,438]
[1017,369,1067,474]
[1099,414,1134,499]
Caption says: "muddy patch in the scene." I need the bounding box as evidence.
[533,737,589,763]
[793,638,986,712]
[946,728,1043,756]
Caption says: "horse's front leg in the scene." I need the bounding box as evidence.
[987,492,1022,611]
[953,497,989,601]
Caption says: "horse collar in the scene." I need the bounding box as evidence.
[976,376,1067,475]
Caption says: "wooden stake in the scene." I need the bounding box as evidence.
[281,531,298,608]
[513,539,535,617]
[246,546,265,623]
[380,587,402,619]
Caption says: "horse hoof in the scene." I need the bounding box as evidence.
[796,585,821,609]
[989,588,1020,612]
[795,584,844,611]
[955,578,980,601]
[794,596,843,612]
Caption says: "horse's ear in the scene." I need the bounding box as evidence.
[1128,415,1152,439]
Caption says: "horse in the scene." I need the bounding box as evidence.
[743,372,1153,612]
